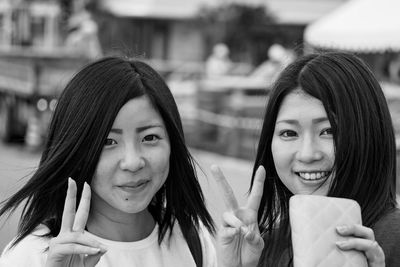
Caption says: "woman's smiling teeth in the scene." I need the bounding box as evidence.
[297,171,330,180]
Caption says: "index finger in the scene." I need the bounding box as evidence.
[336,224,375,240]
[72,182,91,232]
[60,178,77,232]
[246,166,266,212]
[210,165,239,211]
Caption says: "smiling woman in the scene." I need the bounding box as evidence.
[91,97,170,219]
[213,52,400,267]
[0,57,216,267]
[271,90,335,196]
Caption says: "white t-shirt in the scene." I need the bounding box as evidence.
[0,222,216,267]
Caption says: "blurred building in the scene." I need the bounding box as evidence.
[0,0,93,147]
[93,0,346,73]
[0,0,61,49]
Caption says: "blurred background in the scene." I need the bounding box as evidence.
[0,0,400,251]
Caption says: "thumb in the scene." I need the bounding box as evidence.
[242,226,264,251]
[219,227,240,245]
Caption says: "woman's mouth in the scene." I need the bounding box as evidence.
[295,171,331,181]
[117,180,150,192]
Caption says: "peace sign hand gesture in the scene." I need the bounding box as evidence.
[45,178,107,267]
[211,165,266,267]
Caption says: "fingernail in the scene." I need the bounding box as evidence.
[99,244,108,253]
[240,226,249,234]
[257,165,265,173]
[91,247,101,253]
[246,231,255,241]
[336,225,347,233]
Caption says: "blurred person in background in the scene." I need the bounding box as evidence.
[249,44,295,83]
[0,57,216,267]
[205,43,232,78]
[65,9,102,58]
[213,52,400,267]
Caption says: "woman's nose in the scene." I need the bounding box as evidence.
[119,145,145,172]
[295,136,323,162]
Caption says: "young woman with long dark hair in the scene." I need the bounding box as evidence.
[0,57,215,267]
[214,52,400,266]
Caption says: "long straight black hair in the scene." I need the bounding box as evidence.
[0,57,215,251]
[252,52,397,265]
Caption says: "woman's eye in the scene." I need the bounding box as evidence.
[104,138,117,146]
[142,134,160,143]
[280,130,297,138]
[321,128,333,136]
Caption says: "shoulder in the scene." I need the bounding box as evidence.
[261,228,291,266]
[196,222,214,244]
[196,222,217,267]
[171,221,215,247]
[0,225,50,267]
[373,208,400,235]
[172,222,217,267]
[373,208,400,266]
[197,223,216,252]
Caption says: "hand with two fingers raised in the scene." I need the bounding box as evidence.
[45,178,107,267]
[211,165,266,267]
[336,224,385,267]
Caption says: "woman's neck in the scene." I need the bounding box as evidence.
[86,203,155,242]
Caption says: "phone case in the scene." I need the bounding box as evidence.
[289,195,368,267]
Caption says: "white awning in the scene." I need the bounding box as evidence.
[304,0,400,53]
[265,0,345,25]
[100,0,345,24]
[99,0,217,19]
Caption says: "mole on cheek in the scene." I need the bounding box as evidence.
[125,198,128,201]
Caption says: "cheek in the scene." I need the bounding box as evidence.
[271,138,288,169]
[322,140,335,164]
[152,157,169,192]
[91,175,100,196]
[151,147,170,180]
[271,139,294,187]
[156,155,170,178]
[91,156,114,189]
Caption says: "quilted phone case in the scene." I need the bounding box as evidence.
[289,195,368,267]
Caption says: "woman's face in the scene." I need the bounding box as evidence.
[91,96,170,216]
[271,89,335,195]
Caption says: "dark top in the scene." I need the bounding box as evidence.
[259,208,400,267]
[373,207,400,267]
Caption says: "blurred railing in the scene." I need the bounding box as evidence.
[170,75,270,160]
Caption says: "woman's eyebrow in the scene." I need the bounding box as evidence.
[137,124,164,132]
[312,117,329,124]
[275,119,298,125]
[109,128,123,134]
[275,117,329,125]
[109,124,164,134]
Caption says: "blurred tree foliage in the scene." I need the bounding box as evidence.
[198,3,279,65]
[58,0,73,36]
